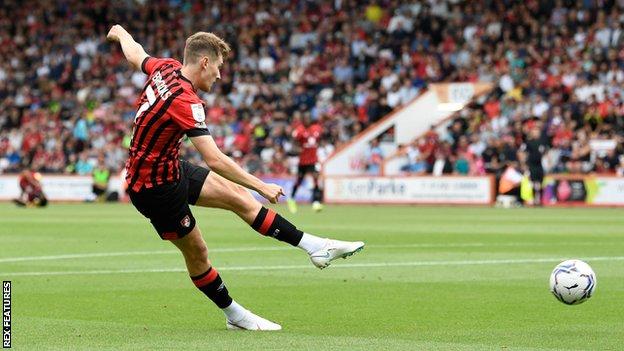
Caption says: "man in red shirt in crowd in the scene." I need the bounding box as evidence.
[288,113,323,213]
[107,25,364,331]
[13,169,47,207]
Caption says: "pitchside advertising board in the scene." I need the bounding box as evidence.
[542,175,624,206]
[324,176,495,205]
[325,175,624,205]
[0,175,125,201]
[0,174,314,203]
[0,174,623,206]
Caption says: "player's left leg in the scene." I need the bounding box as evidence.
[193,171,364,269]
[287,165,305,213]
[290,166,305,200]
[170,225,281,331]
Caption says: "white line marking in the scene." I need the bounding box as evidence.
[2,256,624,277]
[0,247,288,263]
[0,242,608,264]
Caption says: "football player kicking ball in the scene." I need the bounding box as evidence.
[107,25,364,331]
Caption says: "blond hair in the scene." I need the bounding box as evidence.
[183,32,231,65]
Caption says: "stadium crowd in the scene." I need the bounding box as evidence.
[0,0,623,180]
[389,0,624,179]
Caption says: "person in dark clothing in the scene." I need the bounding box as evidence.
[520,127,546,206]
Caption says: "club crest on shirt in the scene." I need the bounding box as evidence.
[180,215,191,228]
[190,103,205,122]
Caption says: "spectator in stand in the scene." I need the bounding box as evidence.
[365,138,384,175]
[617,156,624,176]
[432,143,453,176]
[454,151,470,175]
[75,152,94,176]
[399,140,427,174]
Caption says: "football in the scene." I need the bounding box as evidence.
[550,259,597,305]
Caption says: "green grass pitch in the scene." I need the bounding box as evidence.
[1,203,623,350]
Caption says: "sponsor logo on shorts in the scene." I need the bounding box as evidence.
[180,215,191,228]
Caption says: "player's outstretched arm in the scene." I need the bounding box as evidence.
[190,135,284,203]
[106,24,149,70]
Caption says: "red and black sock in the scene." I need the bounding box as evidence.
[251,207,303,246]
[191,267,232,309]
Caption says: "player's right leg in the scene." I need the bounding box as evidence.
[310,167,323,212]
[194,171,365,269]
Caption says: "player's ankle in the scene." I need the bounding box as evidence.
[297,233,327,255]
[222,300,247,323]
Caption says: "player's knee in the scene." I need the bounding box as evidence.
[232,185,257,212]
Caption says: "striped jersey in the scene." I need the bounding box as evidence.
[125,57,210,192]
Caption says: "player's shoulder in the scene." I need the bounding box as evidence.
[142,56,182,75]
[173,86,203,105]
[149,57,181,67]
[169,89,206,122]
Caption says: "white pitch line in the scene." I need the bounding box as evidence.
[2,256,624,277]
[0,241,611,264]
[0,247,288,263]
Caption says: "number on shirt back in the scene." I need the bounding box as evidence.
[135,85,157,122]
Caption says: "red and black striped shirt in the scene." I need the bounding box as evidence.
[125,57,210,192]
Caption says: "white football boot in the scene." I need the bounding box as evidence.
[309,239,365,269]
[226,310,282,331]
[311,201,324,212]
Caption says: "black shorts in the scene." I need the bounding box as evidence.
[529,165,544,183]
[128,160,209,240]
[297,164,317,177]
[92,185,106,196]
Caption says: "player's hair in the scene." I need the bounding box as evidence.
[183,32,231,65]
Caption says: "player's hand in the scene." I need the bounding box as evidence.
[106,24,124,42]
[259,183,284,204]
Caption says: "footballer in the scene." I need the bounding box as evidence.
[107,25,364,331]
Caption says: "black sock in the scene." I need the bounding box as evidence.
[251,207,303,246]
[312,186,322,202]
[291,178,302,198]
[191,267,232,309]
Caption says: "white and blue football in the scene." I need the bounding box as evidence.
[550,259,596,305]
